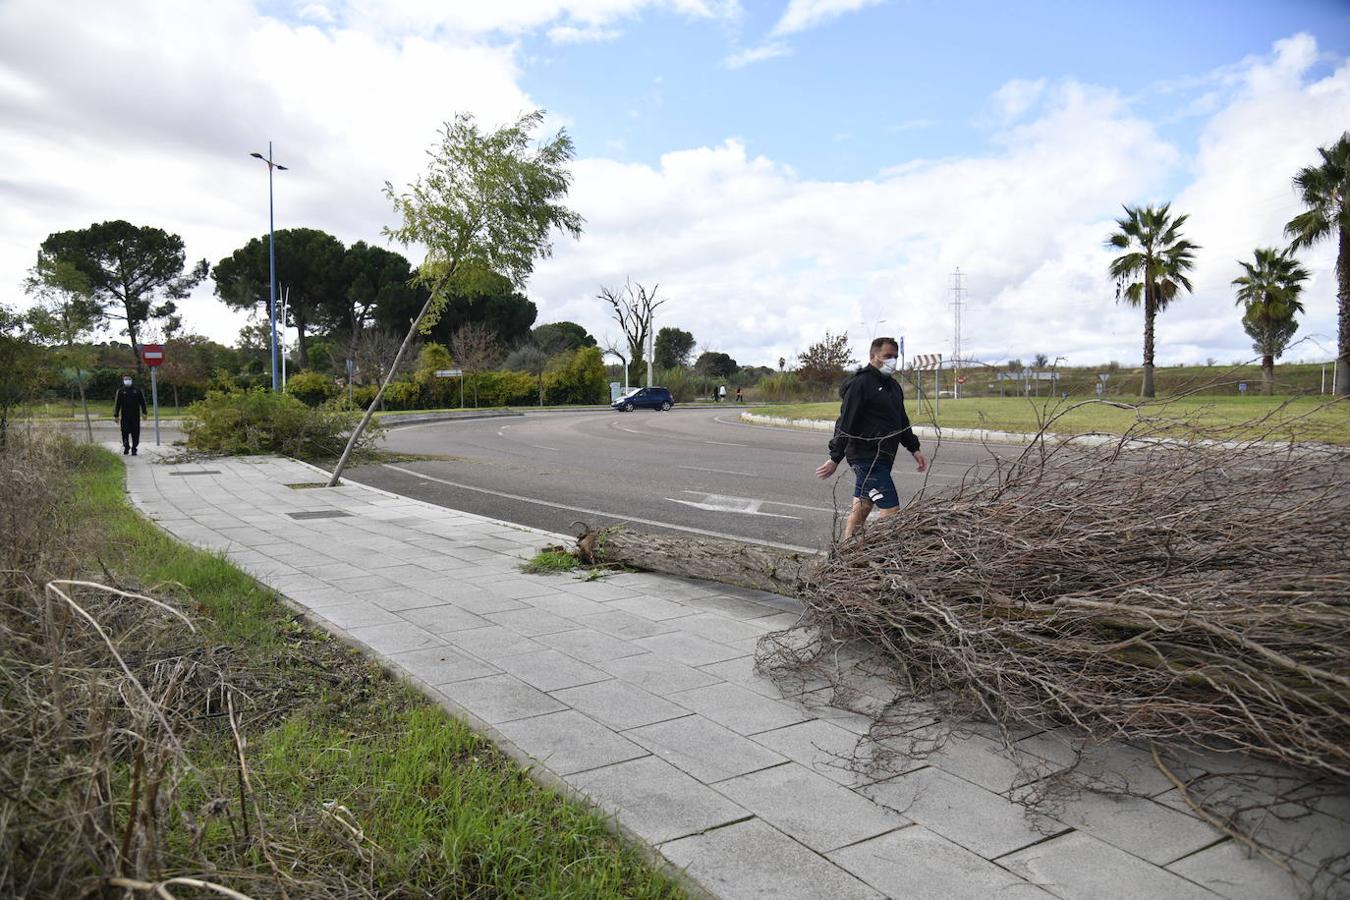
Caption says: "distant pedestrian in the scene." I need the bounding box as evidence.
[816,337,927,539]
[114,374,148,456]
[719,384,727,402]
[735,387,743,403]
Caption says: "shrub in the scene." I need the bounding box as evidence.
[182,388,381,460]
[543,347,607,405]
[476,370,538,407]
[286,370,337,407]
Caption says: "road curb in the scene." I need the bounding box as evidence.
[738,412,1047,445]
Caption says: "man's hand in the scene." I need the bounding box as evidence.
[816,459,838,479]
[913,451,928,473]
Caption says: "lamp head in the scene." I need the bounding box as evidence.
[250,152,265,160]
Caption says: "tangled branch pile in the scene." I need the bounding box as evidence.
[758,409,1350,782]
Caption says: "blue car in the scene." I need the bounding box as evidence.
[612,386,675,411]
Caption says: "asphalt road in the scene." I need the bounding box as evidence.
[348,407,1020,551]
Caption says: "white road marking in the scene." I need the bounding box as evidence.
[677,465,758,477]
[679,490,833,514]
[666,499,793,520]
[376,463,818,553]
[531,445,560,452]
[703,439,746,447]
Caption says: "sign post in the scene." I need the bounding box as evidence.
[140,344,164,445]
[435,369,464,409]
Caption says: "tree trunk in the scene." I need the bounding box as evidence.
[327,283,447,487]
[1336,220,1349,397]
[1141,286,1156,399]
[1262,355,1274,396]
[124,293,143,375]
[74,366,92,443]
[576,525,816,598]
[294,313,310,370]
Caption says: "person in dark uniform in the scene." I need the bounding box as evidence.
[815,337,927,539]
[114,375,148,455]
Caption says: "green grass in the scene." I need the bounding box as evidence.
[761,395,1350,445]
[64,445,684,898]
[521,549,581,574]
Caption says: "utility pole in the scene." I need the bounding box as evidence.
[950,268,966,399]
[647,311,654,388]
[250,143,288,392]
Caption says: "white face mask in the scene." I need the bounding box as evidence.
[123,379,133,387]
[877,358,898,377]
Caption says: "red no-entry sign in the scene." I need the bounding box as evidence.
[141,344,165,367]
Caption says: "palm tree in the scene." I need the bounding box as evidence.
[1106,203,1200,398]
[1233,247,1309,395]
[1285,131,1350,397]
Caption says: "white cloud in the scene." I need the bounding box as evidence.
[548,24,623,43]
[724,42,790,68]
[770,0,885,37]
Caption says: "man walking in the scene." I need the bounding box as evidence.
[815,337,927,539]
[114,374,147,455]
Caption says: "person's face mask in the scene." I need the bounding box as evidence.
[878,357,898,377]
[123,379,133,387]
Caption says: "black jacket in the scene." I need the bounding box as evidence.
[827,366,920,463]
[114,386,147,419]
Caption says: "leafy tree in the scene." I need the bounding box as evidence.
[450,323,502,407]
[331,240,418,340]
[1032,352,1049,368]
[24,257,102,440]
[694,350,738,380]
[1285,131,1350,396]
[654,326,696,369]
[159,334,234,411]
[502,344,551,405]
[598,280,665,385]
[0,305,46,445]
[38,220,207,366]
[1006,358,1024,372]
[1233,247,1310,394]
[328,110,583,484]
[212,227,346,369]
[531,321,596,354]
[796,331,854,383]
[1106,203,1199,398]
[375,269,537,347]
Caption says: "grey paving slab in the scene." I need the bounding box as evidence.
[494,710,648,776]
[427,585,529,614]
[1166,840,1306,900]
[608,594,699,621]
[315,601,399,631]
[1036,786,1221,865]
[596,653,724,695]
[632,631,747,666]
[549,680,691,731]
[678,592,786,620]
[674,613,776,645]
[573,609,679,640]
[698,654,791,700]
[713,762,908,852]
[669,682,813,735]
[519,593,612,619]
[363,586,447,612]
[554,578,640,602]
[830,825,1052,900]
[399,604,490,634]
[661,818,884,900]
[751,719,902,787]
[439,674,567,724]
[483,608,579,636]
[626,715,787,784]
[345,621,446,655]
[465,575,561,600]
[999,831,1220,900]
[492,649,613,691]
[535,629,646,663]
[863,767,1067,859]
[389,645,500,686]
[446,625,546,660]
[568,756,748,844]
[922,730,1067,793]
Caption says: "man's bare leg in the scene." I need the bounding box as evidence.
[844,498,873,539]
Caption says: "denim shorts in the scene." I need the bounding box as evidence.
[850,458,898,509]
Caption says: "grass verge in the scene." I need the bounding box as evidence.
[11,441,682,898]
[760,395,1350,445]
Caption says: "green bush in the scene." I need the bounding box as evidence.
[476,370,538,407]
[286,370,337,407]
[380,380,421,410]
[183,388,381,460]
[544,347,607,405]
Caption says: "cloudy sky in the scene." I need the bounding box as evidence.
[2,0,1347,369]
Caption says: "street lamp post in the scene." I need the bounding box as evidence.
[250,143,288,391]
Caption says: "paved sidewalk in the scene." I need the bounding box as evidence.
[117,446,1343,900]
